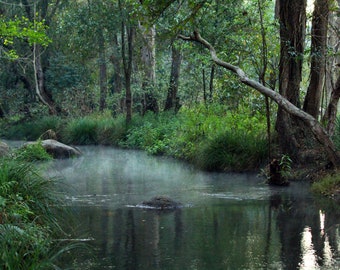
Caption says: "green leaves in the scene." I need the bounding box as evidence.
[0,16,51,59]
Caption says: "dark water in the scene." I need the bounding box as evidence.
[43,145,339,270]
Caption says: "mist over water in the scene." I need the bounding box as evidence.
[42,145,340,270]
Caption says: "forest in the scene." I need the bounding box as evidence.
[1,0,340,184]
[1,0,340,269]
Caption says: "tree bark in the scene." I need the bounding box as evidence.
[303,0,329,119]
[121,25,134,123]
[110,33,124,114]
[139,22,159,114]
[322,74,340,136]
[98,28,108,111]
[178,31,340,167]
[164,43,182,111]
[276,0,307,160]
[33,44,58,115]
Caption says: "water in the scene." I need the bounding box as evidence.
[42,145,339,270]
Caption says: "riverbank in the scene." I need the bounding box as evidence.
[1,106,339,199]
[0,143,83,269]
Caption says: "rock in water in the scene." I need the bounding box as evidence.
[25,139,82,159]
[140,196,182,210]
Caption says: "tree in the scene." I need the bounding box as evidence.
[119,0,135,123]
[164,42,182,112]
[303,0,330,119]
[179,31,340,167]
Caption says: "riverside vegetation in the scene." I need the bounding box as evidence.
[1,104,339,198]
[0,143,85,269]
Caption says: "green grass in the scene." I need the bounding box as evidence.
[64,116,99,145]
[0,157,83,269]
[1,103,270,171]
[311,173,340,197]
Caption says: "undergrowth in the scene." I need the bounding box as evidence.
[1,104,269,171]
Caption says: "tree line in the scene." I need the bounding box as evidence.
[0,0,340,167]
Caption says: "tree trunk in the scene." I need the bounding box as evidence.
[121,24,134,123]
[303,0,329,119]
[98,29,108,111]
[139,22,159,114]
[322,74,340,136]
[178,31,340,167]
[276,0,307,161]
[110,33,124,114]
[164,44,182,111]
[33,44,58,115]
[209,64,215,100]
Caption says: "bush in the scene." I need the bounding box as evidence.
[0,158,82,269]
[1,116,62,140]
[311,173,340,197]
[12,141,52,162]
[195,130,268,171]
[64,117,98,145]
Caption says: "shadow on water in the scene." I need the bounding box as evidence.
[39,145,340,269]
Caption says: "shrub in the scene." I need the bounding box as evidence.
[12,141,52,162]
[195,130,268,171]
[64,117,98,145]
[311,173,340,197]
[1,116,62,140]
[0,158,82,269]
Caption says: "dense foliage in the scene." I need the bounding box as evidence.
[0,151,79,269]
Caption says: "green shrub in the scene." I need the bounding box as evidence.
[97,115,127,145]
[195,130,268,171]
[311,173,340,197]
[0,158,83,269]
[64,117,98,145]
[12,141,52,162]
[2,116,62,140]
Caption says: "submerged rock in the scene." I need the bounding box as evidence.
[25,139,82,159]
[139,196,182,210]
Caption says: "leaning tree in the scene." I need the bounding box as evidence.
[179,0,340,168]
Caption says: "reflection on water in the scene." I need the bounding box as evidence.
[41,145,340,270]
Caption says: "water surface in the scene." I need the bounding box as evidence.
[44,145,340,270]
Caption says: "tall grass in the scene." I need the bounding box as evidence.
[1,103,270,171]
[0,157,81,269]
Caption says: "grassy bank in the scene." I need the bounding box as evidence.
[0,144,82,269]
[0,105,269,171]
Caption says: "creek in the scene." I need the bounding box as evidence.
[42,145,340,269]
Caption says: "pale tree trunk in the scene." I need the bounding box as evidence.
[33,43,58,115]
[179,31,340,167]
[98,29,108,111]
[303,0,329,119]
[139,22,159,113]
[164,43,182,111]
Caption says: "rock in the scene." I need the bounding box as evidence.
[0,141,10,157]
[139,196,182,210]
[25,139,82,159]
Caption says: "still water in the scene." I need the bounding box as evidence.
[44,145,339,270]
